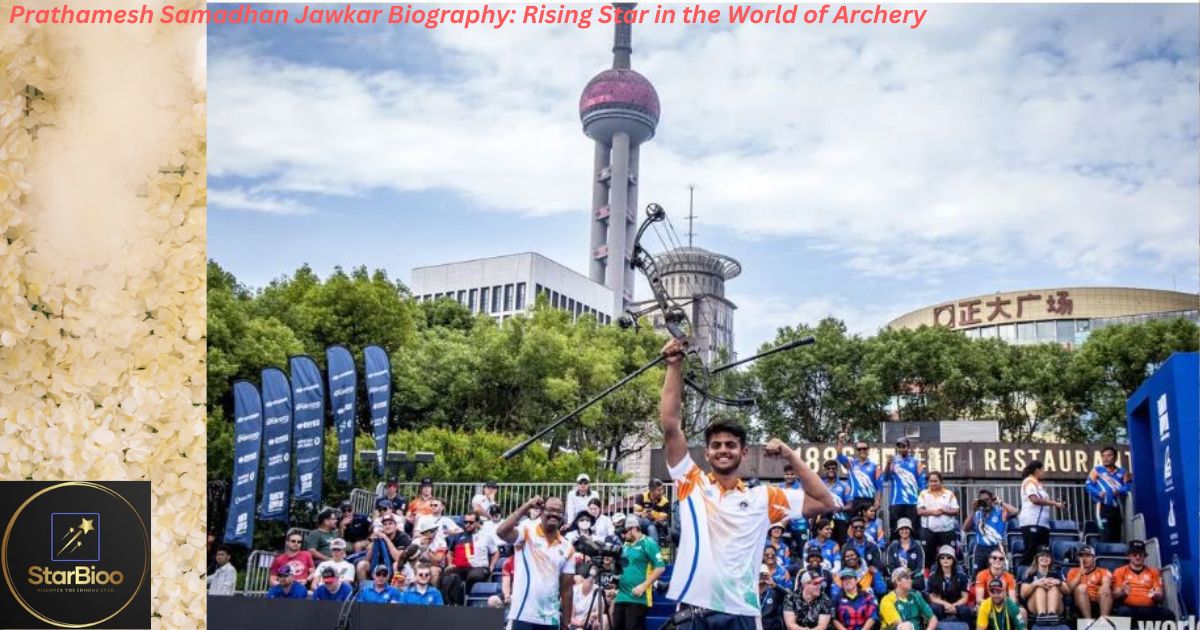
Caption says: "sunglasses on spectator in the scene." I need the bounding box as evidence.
[990,556,1005,561]
[417,572,430,578]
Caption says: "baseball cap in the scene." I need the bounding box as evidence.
[576,473,591,483]
[488,504,503,516]
[896,518,913,531]
[340,500,353,511]
[988,578,1005,592]
[649,478,664,488]
[937,545,956,558]
[276,566,292,576]
[769,523,784,532]
[321,566,336,578]
[381,514,396,523]
[610,512,626,525]
[1129,540,1147,554]
[799,571,824,585]
[759,564,771,576]
[374,565,390,576]
[1077,545,1095,556]
[386,479,399,487]
[838,568,858,579]
[806,546,823,559]
[330,538,347,550]
[375,498,392,509]
[416,515,438,533]
[891,567,912,582]
[485,480,499,489]
[419,477,433,487]
[1035,545,1052,557]
[896,437,910,446]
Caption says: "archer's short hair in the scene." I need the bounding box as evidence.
[703,420,747,448]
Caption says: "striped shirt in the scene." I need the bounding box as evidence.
[507,520,575,626]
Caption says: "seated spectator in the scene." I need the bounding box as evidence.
[976,578,1025,630]
[379,478,408,515]
[270,530,315,586]
[440,512,498,605]
[768,523,794,567]
[879,567,936,630]
[338,500,372,553]
[406,478,437,530]
[786,570,835,630]
[570,564,606,630]
[846,516,885,571]
[566,473,600,523]
[401,515,449,585]
[206,545,236,596]
[834,568,879,630]
[311,538,356,588]
[587,498,615,541]
[1065,545,1112,620]
[398,563,444,606]
[311,566,353,602]
[428,499,463,537]
[962,490,1017,575]
[307,509,340,563]
[885,519,925,590]
[634,478,671,543]
[372,497,396,530]
[358,564,404,604]
[764,544,794,591]
[564,511,598,548]
[471,480,499,518]
[864,505,887,547]
[974,551,1018,609]
[759,563,790,630]
[926,545,973,623]
[808,518,843,572]
[357,513,412,581]
[803,547,836,598]
[1018,546,1066,625]
[266,566,308,599]
[833,547,886,600]
[1112,540,1173,622]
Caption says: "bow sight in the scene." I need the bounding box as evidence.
[502,203,815,460]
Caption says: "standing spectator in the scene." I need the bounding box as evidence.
[883,439,926,542]
[845,516,884,572]
[311,538,356,588]
[917,473,959,571]
[836,433,883,518]
[863,506,887,547]
[762,563,791,630]
[1065,545,1113,619]
[1112,540,1173,622]
[269,530,315,586]
[206,545,237,596]
[823,460,854,544]
[266,566,309,599]
[307,509,339,562]
[962,490,1018,575]
[587,499,616,541]
[785,570,835,630]
[497,495,575,630]
[358,564,404,604]
[878,568,936,630]
[782,464,811,551]
[1087,446,1132,544]
[973,552,1019,613]
[567,474,600,523]
[428,499,464,537]
[398,562,445,606]
[358,513,412,581]
[926,546,973,623]
[1018,546,1066,625]
[633,479,670,543]
[380,478,408,514]
[976,578,1025,630]
[611,517,666,630]
[311,566,353,602]
[807,518,842,572]
[1017,461,1063,569]
[441,513,498,605]
[339,500,372,553]
[884,519,925,590]
[764,545,795,591]
[406,478,437,530]
[833,567,879,630]
[472,480,500,518]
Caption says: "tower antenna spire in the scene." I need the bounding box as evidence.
[687,184,697,247]
[612,3,635,69]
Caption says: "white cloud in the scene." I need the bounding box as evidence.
[207,187,315,216]
[208,4,1199,283]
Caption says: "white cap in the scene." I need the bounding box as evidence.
[416,515,438,533]
[610,512,626,525]
[896,518,913,531]
[576,473,591,483]
[330,538,347,550]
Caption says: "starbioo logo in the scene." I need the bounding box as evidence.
[0,482,150,628]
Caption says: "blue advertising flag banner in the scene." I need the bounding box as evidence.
[289,355,325,504]
[224,380,262,547]
[259,366,293,523]
[363,345,391,475]
[326,345,357,484]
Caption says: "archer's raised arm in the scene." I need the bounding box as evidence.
[661,338,689,469]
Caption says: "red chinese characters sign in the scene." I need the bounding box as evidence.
[933,291,1073,328]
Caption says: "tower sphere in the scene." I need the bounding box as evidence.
[579,68,660,144]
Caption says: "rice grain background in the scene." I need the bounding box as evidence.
[0,1,207,627]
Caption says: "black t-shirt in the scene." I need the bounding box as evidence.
[926,571,969,603]
[760,585,788,630]
[342,514,371,543]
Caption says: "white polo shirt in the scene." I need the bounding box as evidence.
[508,519,575,626]
[1018,476,1050,528]
[917,488,959,532]
[667,454,807,617]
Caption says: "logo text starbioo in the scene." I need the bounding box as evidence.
[0,482,150,629]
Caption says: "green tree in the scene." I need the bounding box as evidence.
[865,325,991,423]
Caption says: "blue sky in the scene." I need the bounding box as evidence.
[207,4,1200,358]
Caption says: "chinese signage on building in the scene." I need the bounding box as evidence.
[932,290,1074,328]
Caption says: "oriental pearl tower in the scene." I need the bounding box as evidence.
[579,3,660,318]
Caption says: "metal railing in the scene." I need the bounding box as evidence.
[352,482,664,520]
[243,549,278,597]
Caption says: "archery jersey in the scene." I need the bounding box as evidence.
[885,455,925,506]
[1087,465,1130,507]
[508,520,575,627]
[837,454,881,500]
[972,505,1007,549]
[668,454,807,617]
[824,478,852,521]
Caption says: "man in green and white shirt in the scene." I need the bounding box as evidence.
[612,517,666,630]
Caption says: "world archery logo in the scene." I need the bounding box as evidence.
[51,514,100,562]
